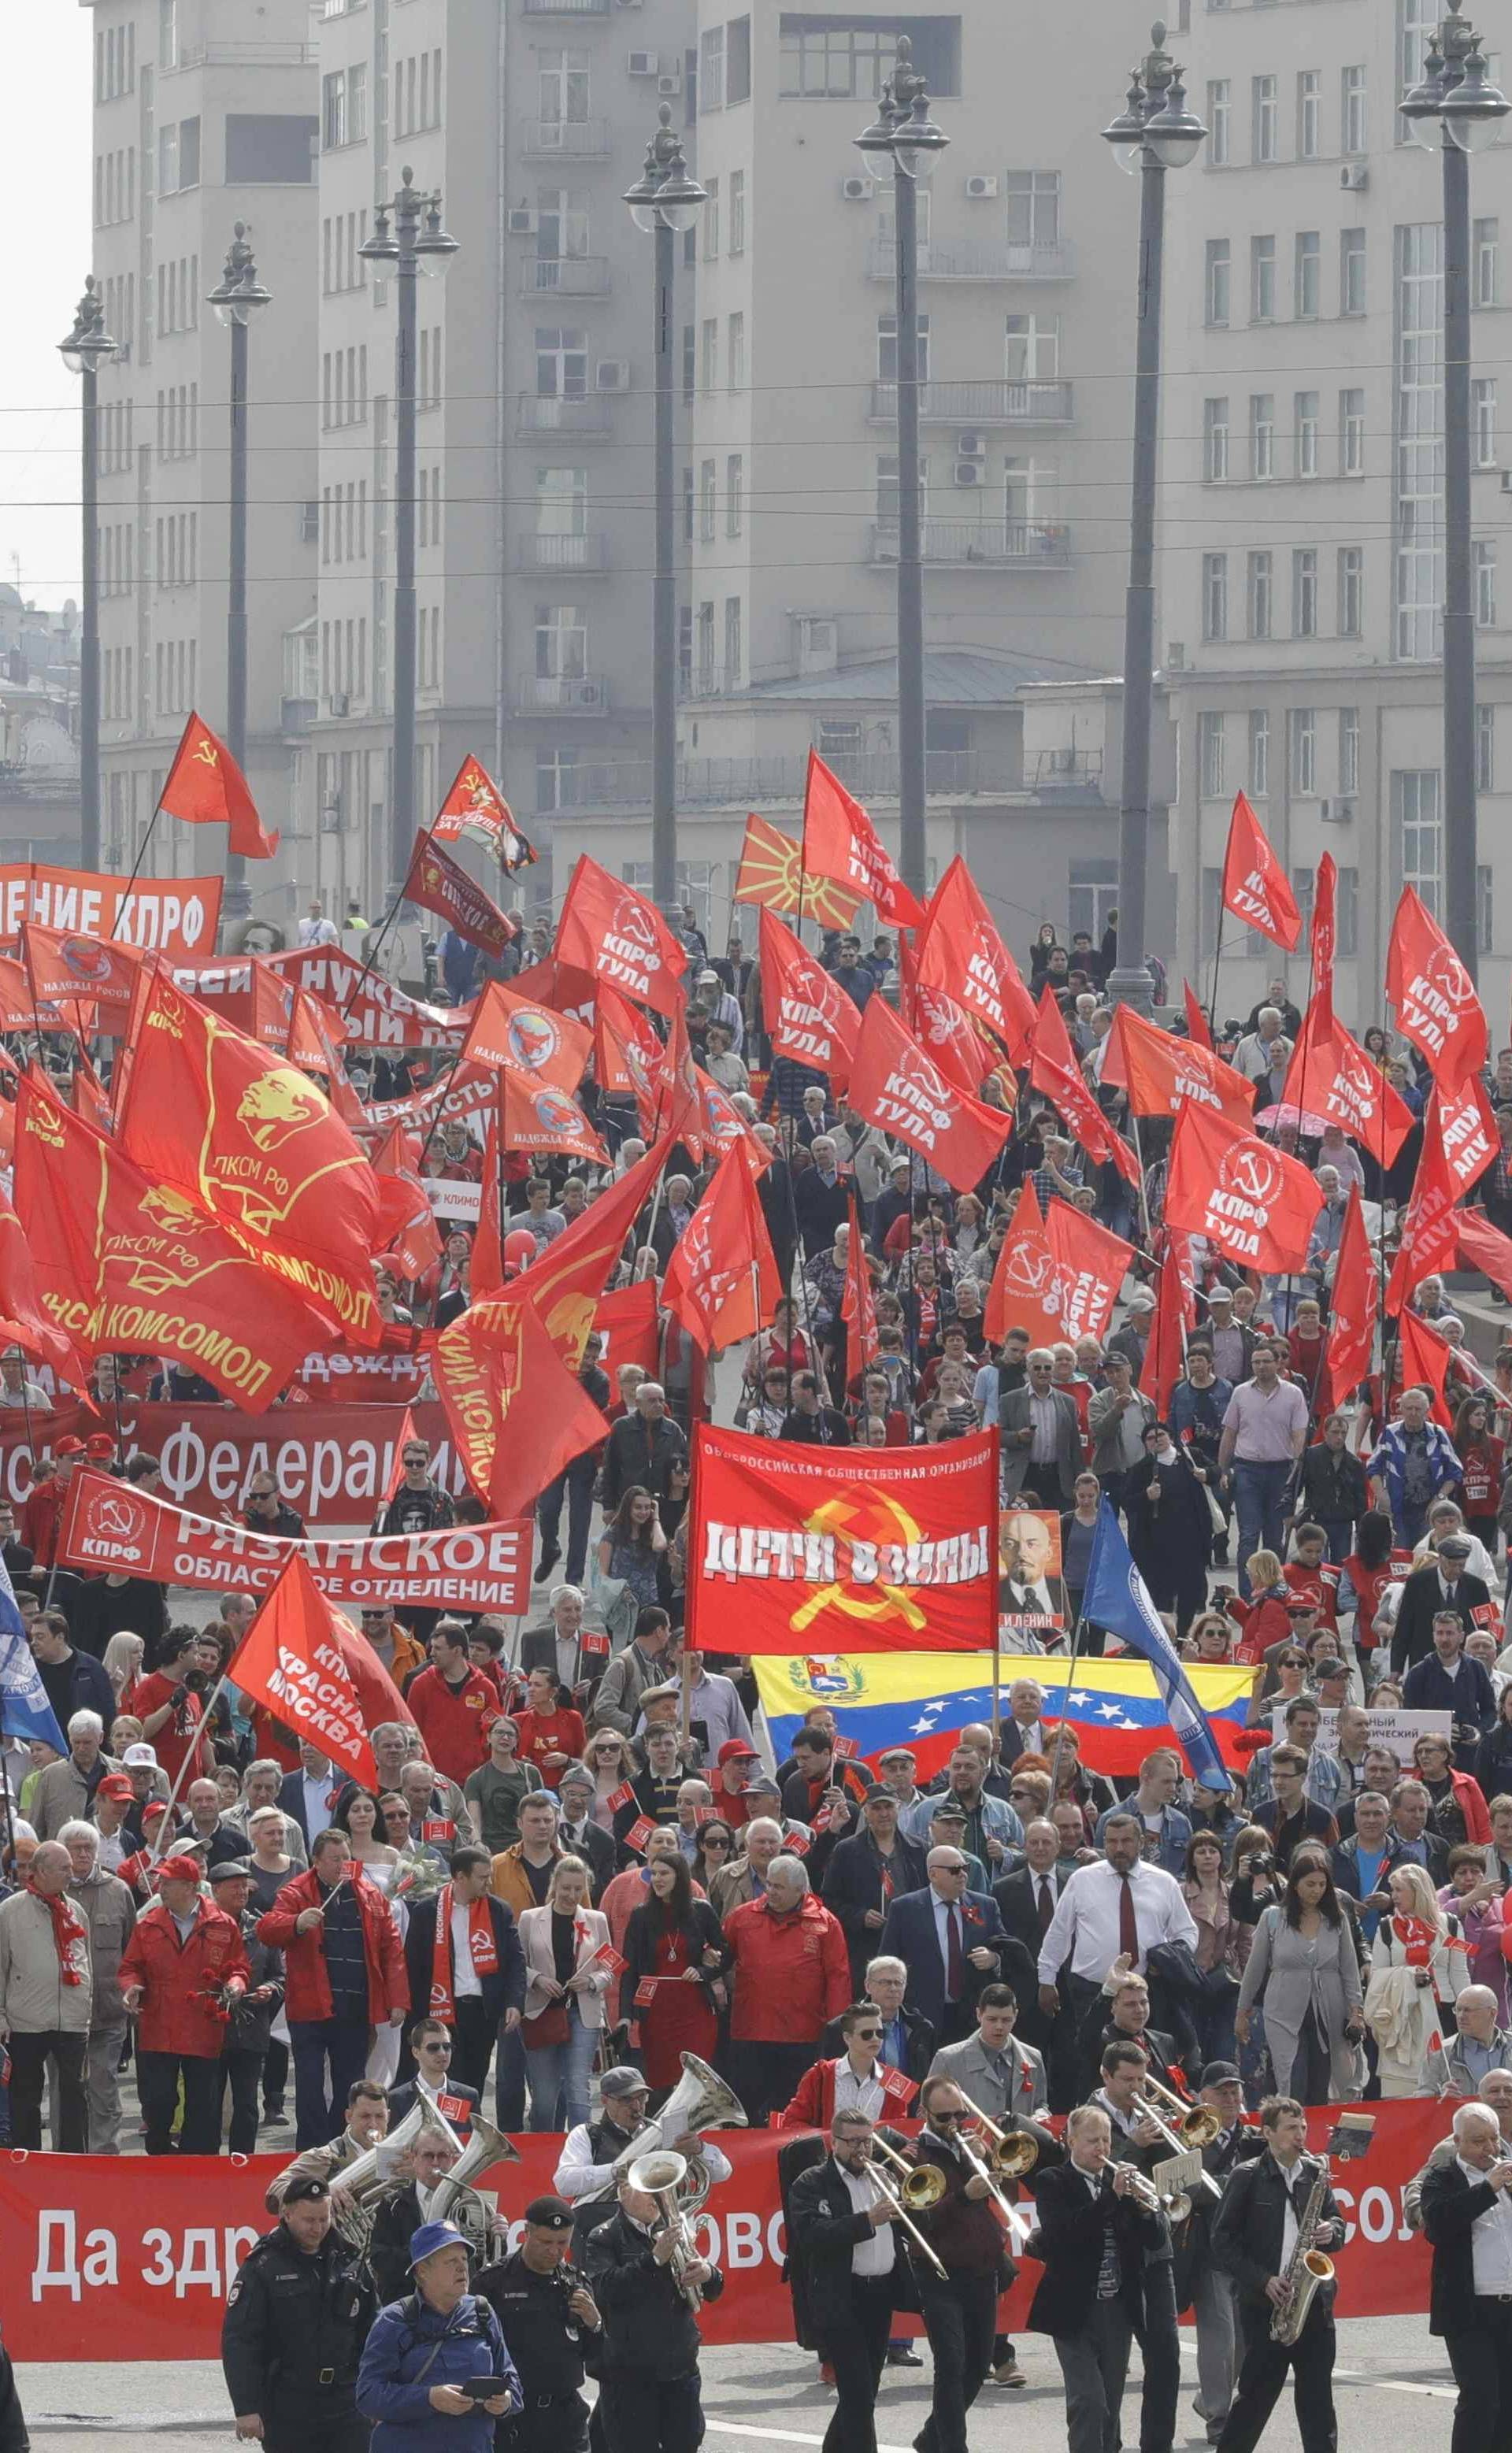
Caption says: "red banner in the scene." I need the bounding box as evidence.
[1221,791,1301,950]
[849,996,1012,1195]
[687,1424,1000,1657]
[0,865,222,960]
[0,2100,1447,2360]
[57,1467,531,1611]
[169,958,294,1049]
[1104,1005,1256,1132]
[265,947,471,1051]
[1387,884,1489,1096]
[462,980,591,1095]
[757,906,858,1084]
[1164,1105,1321,1273]
[404,831,518,962]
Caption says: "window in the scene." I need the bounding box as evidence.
[1068,859,1118,942]
[395,50,443,139]
[699,459,717,543]
[876,312,929,382]
[1006,171,1061,250]
[728,312,746,391]
[158,118,200,194]
[1249,709,1270,798]
[1479,703,1497,793]
[1250,394,1275,481]
[1206,238,1231,327]
[700,24,725,110]
[779,16,962,98]
[700,318,717,393]
[1251,234,1276,322]
[1199,711,1227,800]
[1297,70,1320,159]
[1475,376,1499,466]
[1477,539,1498,628]
[682,324,695,406]
[1340,228,1366,315]
[1295,391,1319,478]
[1403,0,1438,91]
[418,329,440,410]
[726,453,743,537]
[697,602,715,691]
[1203,398,1229,481]
[1290,709,1317,795]
[724,596,742,689]
[1341,65,1367,154]
[728,169,746,254]
[876,455,927,528]
[539,49,590,128]
[1480,865,1494,957]
[323,209,369,295]
[1293,549,1318,637]
[1203,553,1228,641]
[1338,546,1363,636]
[1339,707,1360,795]
[322,66,366,150]
[1252,74,1278,162]
[224,116,317,182]
[728,15,751,104]
[1295,231,1320,320]
[1006,314,1060,377]
[1477,217,1499,308]
[536,328,587,399]
[159,0,177,68]
[1394,769,1442,912]
[534,466,587,547]
[1247,550,1273,639]
[1396,222,1444,661]
[702,176,720,260]
[536,603,587,682]
[536,747,582,815]
[1340,387,1366,476]
[1208,80,1231,164]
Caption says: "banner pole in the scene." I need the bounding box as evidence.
[1129,1107,1153,1248]
[148,1663,238,1858]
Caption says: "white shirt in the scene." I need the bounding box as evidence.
[1277,2159,1309,2271]
[554,2123,732,2202]
[1459,2155,1512,2294]
[839,2160,896,2278]
[449,1900,483,1998]
[302,1772,335,1842]
[1011,1720,1049,1756]
[931,1892,966,1999]
[1038,1858,1200,1986]
[95,1826,128,1873]
[832,2059,888,2121]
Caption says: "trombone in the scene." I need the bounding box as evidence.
[870,2132,950,2213]
[1136,2077,1224,2203]
[953,2088,1041,2182]
[862,2156,947,2279]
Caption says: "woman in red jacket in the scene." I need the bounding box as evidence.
[256,1831,409,2148]
[722,1857,852,2124]
[117,1856,250,2154]
[1453,1395,1506,1558]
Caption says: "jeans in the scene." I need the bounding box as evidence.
[525,2002,598,2131]
[495,2022,528,2130]
[916,2270,1000,2453]
[1193,1988,1240,2070]
[1232,1459,1293,1595]
[536,1454,598,1586]
[1318,1521,1354,1566]
[288,2017,372,2149]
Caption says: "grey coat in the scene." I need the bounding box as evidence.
[999,1386,1084,1500]
[1237,1903,1362,2102]
[67,1866,135,2031]
[927,2029,1047,2117]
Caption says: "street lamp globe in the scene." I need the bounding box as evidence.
[1401,37,1450,147]
[1143,72,1206,170]
[653,148,708,234]
[1441,43,1511,150]
[57,277,117,376]
[1103,78,1151,176]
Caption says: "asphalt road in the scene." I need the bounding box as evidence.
[15,2318,1455,2453]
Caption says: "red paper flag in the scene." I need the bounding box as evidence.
[662,1150,780,1352]
[1322,1183,1376,1414]
[758,906,858,1085]
[158,713,279,861]
[1147,1240,1194,1420]
[1386,885,1489,1096]
[800,750,926,931]
[841,1192,879,1376]
[848,993,1012,1194]
[1221,791,1300,950]
[1396,1306,1457,1432]
[230,1555,378,1788]
[1164,1105,1321,1273]
[555,854,687,1019]
[915,856,1036,1064]
[731,811,862,931]
[1183,983,1214,1053]
[1280,994,1414,1169]
[1045,1202,1136,1346]
[403,829,519,961]
[1103,1004,1256,1132]
[434,1294,610,1520]
[985,1176,1064,1348]
[462,978,591,1096]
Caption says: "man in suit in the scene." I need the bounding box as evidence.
[1028,2103,1173,2453]
[518,1583,605,1712]
[786,2111,904,2453]
[386,2018,482,2140]
[277,1742,341,1854]
[1210,2095,1345,2453]
[1402,1608,1499,1768]
[928,1981,1058,2390]
[1421,2096,1512,2448]
[1390,1535,1492,1677]
[903,2077,1009,2453]
[995,1817,1076,2104]
[998,1679,1054,1769]
[878,1847,1014,2044]
[821,1787,928,1989]
[1000,1351,1084,1508]
[398,1847,525,2096]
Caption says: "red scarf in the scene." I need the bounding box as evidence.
[1392,1914,1436,1967]
[430,1883,498,2021]
[36,1885,88,1986]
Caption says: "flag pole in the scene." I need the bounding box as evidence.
[339,824,428,1020]
[110,721,191,943]
[1128,1108,1153,1249]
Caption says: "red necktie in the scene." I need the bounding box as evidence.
[1037,1879,1055,1936]
[946,1904,963,2001]
[1118,1871,1140,1967]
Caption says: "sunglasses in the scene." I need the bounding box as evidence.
[854,2026,882,2039]
[932,2110,963,2124]
[702,1835,732,1849]
[421,2040,454,2054]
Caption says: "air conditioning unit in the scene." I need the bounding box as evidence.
[957,431,988,460]
[299,500,319,543]
[626,50,658,76]
[615,0,643,10]
[508,208,538,236]
[328,691,350,717]
[965,174,999,200]
[1166,641,1187,670]
[566,679,605,708]
[657,71,682,95]
[1340,163,1369,191]
[595,358,630,391]
[954,459,984,486]
[1320,797,1355,824]
[840,175,873,202]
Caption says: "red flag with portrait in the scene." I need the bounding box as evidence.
[512,1137,669,1365]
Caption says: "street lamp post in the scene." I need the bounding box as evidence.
[1402,9,1509,983]
[1102,24,1206,1014]
[360,169,458,908]
[856,40,948,903]
[624,106,707,914]
[207,224,271,923]
[57,279,118,870]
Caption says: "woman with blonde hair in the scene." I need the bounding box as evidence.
[102,1630,145,1705]
[584,1728,637,1832]
[1226,1550,1292,1663]
[517,1854,611,2131]
[1366,1860,1469,2094]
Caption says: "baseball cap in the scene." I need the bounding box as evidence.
[154,1855,202,1884]
[1284,1599,1317,1617]
[524,2195,573,2231]
[558,1765,593,1792]
[98,1773,135,1802]
[53,1435,85,1459]
[83,1433,117,1461]
[717,1739,759,1766]
[122,1743,159,1769]
[600,2067,650,2102]
[929,1801,968,1825]
[209,1858,251,1885]
[1206,1287,1233,1306]
[282,2174,332,2207]
[409,2221,469,2270]
[1200,2061,1240,2088]
[1127,1292,1155,1314]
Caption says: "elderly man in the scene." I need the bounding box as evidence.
[28,1707,118,1842]
[120,1851,251,2154]
[1369,1387,1463,1548]
[1449,1987,1512,2095]
[599,1381,687,1511]
[1421,2100,1512,2453]
[0,1839,93,2147]
[1001,1349,1084,1507]
[1000,1680,1052,1770]
[878,1844,1014,2044]
[1231,1005,1287,1084]
[587,1606,673,1737]
[58,1818,135,2152]
[710,1814,788,1918]
[1089,1351,1157,1493]
[821,1784,929,1988]
[1038,1810,1200,2037]
[519,1584,593,1692]
[1218,1345,1310,1595]
[1403,1606,1499,1759]
[724,1855,850,2119]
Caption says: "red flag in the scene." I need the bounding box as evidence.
[371,1124,443,1284]
[1310,851,1337,999]
[1103,1004,1255,1132]
[21,924,145,1023]
[841,1193,879,1374]
[555,854,687,1019]
[472,1109,505,1299]
[500,1070,608,1166]
[662,1151,779,1352]
[1386,885,1489,1095]
[1044,1203,1136,1346]
[899,934,995,1101]
[1396,1306,1458,1432]
[1280,994,1414,1168]
[1183,983,1214,1053]
[462,979,591,1095]
[1439,1076,1498,1197]
[1323,1183,1376,1414]
[1164,1105,1321,1273]
[434,1295,610,1520]
[800,750,926,931]
[595,984,663,1135]
[403,830,519,961]
[158,713,278,861]
[432,754,537,870]
[732,810,862,930]
[0,1185,82,1377]
[758,906,858,1085]
[848,994,1012,1194]
[915,856,1036,1063]
[513,1136,669,1365]
[1386,1089,1464,1308]
[653,1002,705,1163]
[70,1048,113,1134]
[698,1065,767,1169]
[1029,987,1140,1188]
[229,1556,379,1788]
[1458,1208,1512,1302]
[1221,791,1300,950]
[984,1176,1063,1347]
[287,988,369,1133]
[593,1279,662,1377]
[1147,1240,1193,1420]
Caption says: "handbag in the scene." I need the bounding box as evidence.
[521,2003,570,2049]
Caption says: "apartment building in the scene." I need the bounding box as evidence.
[84,0,319,913]
[1161,0,1512,1032]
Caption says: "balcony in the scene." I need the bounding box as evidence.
[522,0,609,13]
[512,532,610,574]
[517,117,610,159]
[870,518,1072,566]
[868,238,1075,282]
[516,393,615,438]
[678,665,742,702]
[869,378,1074,426]
[541,748,1002,815]
[521,255,611,297]
[515,673,609,713]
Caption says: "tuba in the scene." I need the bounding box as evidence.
[581,2051,748,2205]
[428,2116,522,2225]
[329,2099,460,2253]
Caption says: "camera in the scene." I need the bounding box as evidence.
[1247,1851,1274,1877]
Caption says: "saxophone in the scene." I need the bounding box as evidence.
[1269,2156,1334,2344]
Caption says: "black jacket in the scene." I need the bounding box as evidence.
[820,2002,936,2079]
[1296,1444,1368,1526]
[386,2077,482,2139]
[1077,2011,1181,2101]
[1027,2157,1166,2338]
[787,2153,899,2335]
[992,1863,1073,1956]
[401,1895,525,2035]
[1391,1566,1492,1676]
[621,1899,730,2003]
[599,1413,687,1511]
[554,1816,618,1899]
[584,2207,724,2379]
[224,1910,285,2055]
[821,1831,928,1984]
[475,2250,596,2398]
[1210,2150,1339,2316]
[368,2186,429,2310]
[1421,2155,1505,2336]
[221,2224,373,2417]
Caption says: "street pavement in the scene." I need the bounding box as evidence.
[15,2317,1455,2453]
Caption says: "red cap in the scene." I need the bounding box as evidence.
[717,1738,760,1766]
[141,1801,170,1822]
[97,1773,135,1802]
[83,1434,117,1461]
[153,1855,202,1885]
[53,1435,85,1459]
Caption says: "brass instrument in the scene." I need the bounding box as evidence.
[626,2149,708,2309]
[933,2107,1023,2232]
[869,2132,950,2212]
[862,2158,947,2279]
[1136,2079,1224,2204]
[579,2051,747,2207]
[428,2115,523,2225]
[1269,2157,1333,2345]
[328,2099,461,2252]
[952,2088,1040,2181]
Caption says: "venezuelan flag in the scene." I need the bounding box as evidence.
[753,1653,1256,1785]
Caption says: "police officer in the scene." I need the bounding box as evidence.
[478,2197,602,2453]
[222,2174,373,2453]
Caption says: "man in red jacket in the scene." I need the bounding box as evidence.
[117,1855,250,2154]
[257,1830,409,2148]
[404,1619,500,1788]
[724,1856,852,2124]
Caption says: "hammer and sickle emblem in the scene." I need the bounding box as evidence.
[788,1493,928,1636]
[194,739,219,768]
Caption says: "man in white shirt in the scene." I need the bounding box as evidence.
[1421,2100,1512,2446]
[637,1648,755,1759]
[1036,1813,1199,2035]
[298,901,339,947]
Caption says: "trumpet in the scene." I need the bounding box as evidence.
[953,2088,1040,2182]
[1136,2078,1223,2203]
[861,2158,947,2279]
[871,2132,950,2212]
[1113,2162,1192,2224]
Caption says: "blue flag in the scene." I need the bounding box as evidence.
[1079,1504,1228,1791]
[0,1554,66,1757]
